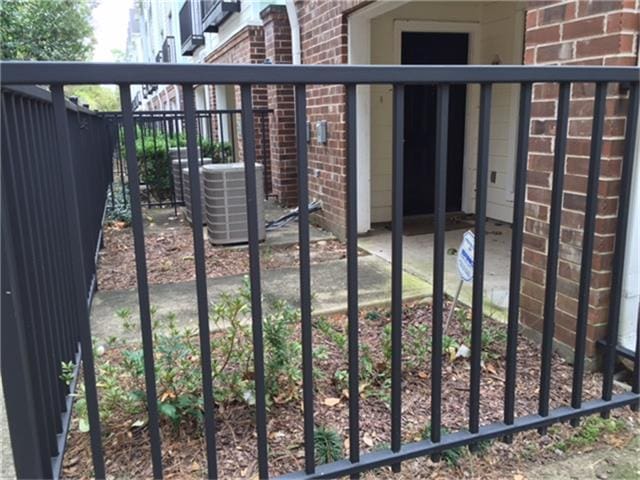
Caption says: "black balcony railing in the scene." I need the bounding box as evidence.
[201,0,240,33]
[1,62,639,480]
[162,35,177,63]
[179,1,204,56]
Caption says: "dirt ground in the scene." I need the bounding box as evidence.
[97,221,349,291]
[64,301,638,479]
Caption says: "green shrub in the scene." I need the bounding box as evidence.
[314,426,343,465]
[73,284,303,431]
[201,140,232,163]
[105,184,131,225]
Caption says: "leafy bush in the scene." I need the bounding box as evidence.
[73,282,302,431]
[201,140,232,163]
[105,184,131,226]
[135,135,172,201]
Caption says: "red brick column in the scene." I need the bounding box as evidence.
[292,1,368,236]
[203,26,271,192]
[521,0,639,359]
[261,5,298,206]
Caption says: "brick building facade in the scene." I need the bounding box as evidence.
[287,0,639,360]
[136,0,638,362]
[520,0,639,358]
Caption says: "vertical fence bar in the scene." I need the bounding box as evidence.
[43,105,80,346]
[390,84,404,473]
[602,83,640,405]
[1,98,55,476]
[51,84,106,478]
[503,83,532,439]
[119,85,164,478]
[161,113,178,214]
[345,84,360,478]
[240,84,269,479]
[20,98,67,411]
[295,85,315,475]
[538,82,570,430]
[218,112,226,162]
[138,117,151,208]
[431,84,450,454]
[570,82,606,424]
[633,305,640,411]
[469,83,492,442]
[183,84,219,479]
[31,100,73,365]
[11,95,62,452]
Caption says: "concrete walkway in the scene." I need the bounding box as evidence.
[90,254,430,342]
[358,219,512,320]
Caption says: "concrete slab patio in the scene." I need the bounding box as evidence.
[90,254,430,342]
[358,219,512,321]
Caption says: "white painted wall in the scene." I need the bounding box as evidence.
[194,1,286,63]
[366,1,525,224]
[619,52,640,353]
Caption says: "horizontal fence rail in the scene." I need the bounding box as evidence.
[1,62,639,480]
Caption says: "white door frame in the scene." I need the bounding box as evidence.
[394,20,480,216]
[348,1,409,233]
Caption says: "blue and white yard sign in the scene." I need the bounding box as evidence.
[457,230,475,282]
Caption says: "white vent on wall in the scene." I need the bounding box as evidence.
[203,162,266,245]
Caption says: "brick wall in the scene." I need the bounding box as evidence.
[262,5,298,206]
[204,26,273,194]
[295,0,367,236]
[521,0,639,358]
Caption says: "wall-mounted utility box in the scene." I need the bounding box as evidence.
[316,120,327,144]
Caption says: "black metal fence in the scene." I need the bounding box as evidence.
[1,62,639,480]
[1,85,113,478]
[102,108,271,211]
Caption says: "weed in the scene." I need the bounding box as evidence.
[405,323,431,370]
[116,308,134,332]
[421,426,464,466]
[365,311,381,321]
[316,317,347,353]
[314,426,343,465]
[60,361,75,386]
[555,415,625,451]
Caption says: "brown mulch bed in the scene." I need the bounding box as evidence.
[97,223,350,292]
[63,301,636,479]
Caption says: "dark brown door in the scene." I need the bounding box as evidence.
[401,31,468,216]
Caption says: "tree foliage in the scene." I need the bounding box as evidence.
[64,85,120,111]
[0,0,95,61]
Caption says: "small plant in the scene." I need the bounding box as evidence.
[116,307,134,332]
[421,426,464,466]
[60,361,75,386]
[314,426,343,465]
[263,300,302,401]
[105,184,132,226]
[555,415,625,451]
[365,310,381,321]
[382,323,392,366]
[405,323,431,370]
[316,317,347,353]
[200,139,232,163]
